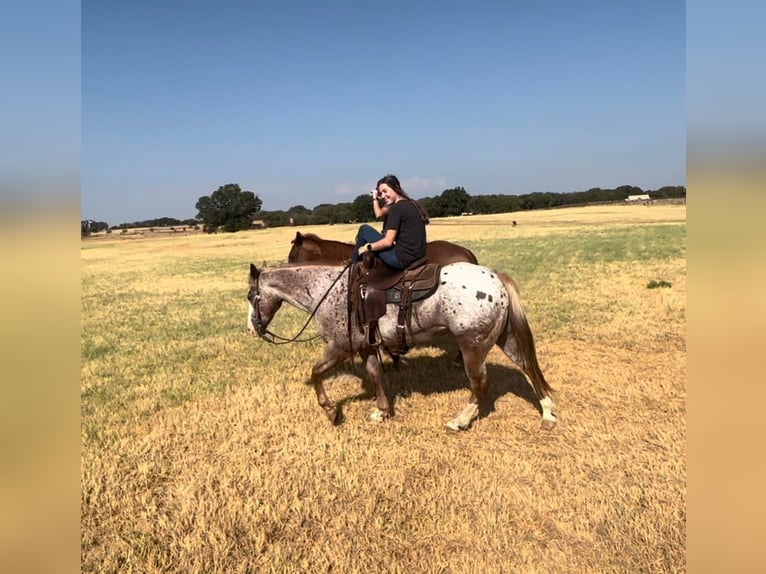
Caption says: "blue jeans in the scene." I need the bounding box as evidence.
[352,224,403,269]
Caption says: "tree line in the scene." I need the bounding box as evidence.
[113,217,200,230]
[257,184,685,229]
[86,183,685,234]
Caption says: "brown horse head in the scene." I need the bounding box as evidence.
[288,232,354,263]
[287,231,304,262]
[288,232,327,262]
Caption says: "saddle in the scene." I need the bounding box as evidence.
[350,253,441,354]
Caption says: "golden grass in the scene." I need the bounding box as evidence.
[82,204,686,573]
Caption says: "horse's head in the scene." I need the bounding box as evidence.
[287,231,304,263]
[287,231,323,263]
[247,263,283,337]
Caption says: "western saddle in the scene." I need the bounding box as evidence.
[349,252,441,355]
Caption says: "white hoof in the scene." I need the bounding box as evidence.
[540,397,557,430]
[541,417,557,430]
[369,408,388,422]
[446,403,479,431]
[445,419,464,432]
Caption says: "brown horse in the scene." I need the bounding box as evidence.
[287,231,479,265]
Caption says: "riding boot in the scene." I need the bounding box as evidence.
[366,321,382,347]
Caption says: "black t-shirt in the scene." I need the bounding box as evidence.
[383,200,427,267]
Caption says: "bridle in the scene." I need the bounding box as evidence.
[250,261,352,345]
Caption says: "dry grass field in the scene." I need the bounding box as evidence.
[81,204,686,573]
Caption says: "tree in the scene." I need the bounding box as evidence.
[260,210,290,228]
[418,196,442,218]
[312,202,353,225]
[286,209,311,226]
[650,185,686,199]
[81,220,109,236]
[350,194,376,223]
[439,187,471,216]
[195,183,262,233]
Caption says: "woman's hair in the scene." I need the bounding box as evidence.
[376,174,430,224]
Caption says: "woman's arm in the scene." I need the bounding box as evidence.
[373,197,389,220]
[357,229,398,255]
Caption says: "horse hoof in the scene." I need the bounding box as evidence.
[323,406,341,425]
[369,408,389,423]
[445,419,468,432]
[541,418,557,430]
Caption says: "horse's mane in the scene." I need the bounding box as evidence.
[298,233,354,261]
[300,233,353,249]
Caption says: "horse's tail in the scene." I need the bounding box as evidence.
[495,270,554,398]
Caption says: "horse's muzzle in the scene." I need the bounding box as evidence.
[248,312,268,338]
[247,313,259,337]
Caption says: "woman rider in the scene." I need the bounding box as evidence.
[352,174,429,269]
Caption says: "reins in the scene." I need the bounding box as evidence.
[254,261,352,345]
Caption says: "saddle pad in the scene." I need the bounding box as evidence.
[385,286,438,305]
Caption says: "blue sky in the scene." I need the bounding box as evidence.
[82,0,685,225]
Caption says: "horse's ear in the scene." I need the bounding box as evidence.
[294,231,303,244]
[250,263,259,279]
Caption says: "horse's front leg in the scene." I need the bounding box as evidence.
[360,349,392,422]
[310,343,349,424]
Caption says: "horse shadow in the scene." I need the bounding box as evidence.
[319,347,541,424]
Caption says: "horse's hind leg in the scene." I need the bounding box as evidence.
[310,343,349,424]
[446,348,488,432]
[496,334,557,429]
[495,273,557,429]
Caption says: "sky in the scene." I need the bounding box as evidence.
[81,0,686,225]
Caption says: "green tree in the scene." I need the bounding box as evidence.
[312,202,353,224]
[286,209,311,226]
[195,183,262,233]
[419,196,444,218]
[650,185,685,199]
[310,204,331,225]
[261,210,289,228]
[333,204,353,224]
[439,187,471,216]
[350,194,376,223]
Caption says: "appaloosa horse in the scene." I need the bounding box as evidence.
[287,231,479,265]
[247,261,556,431]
